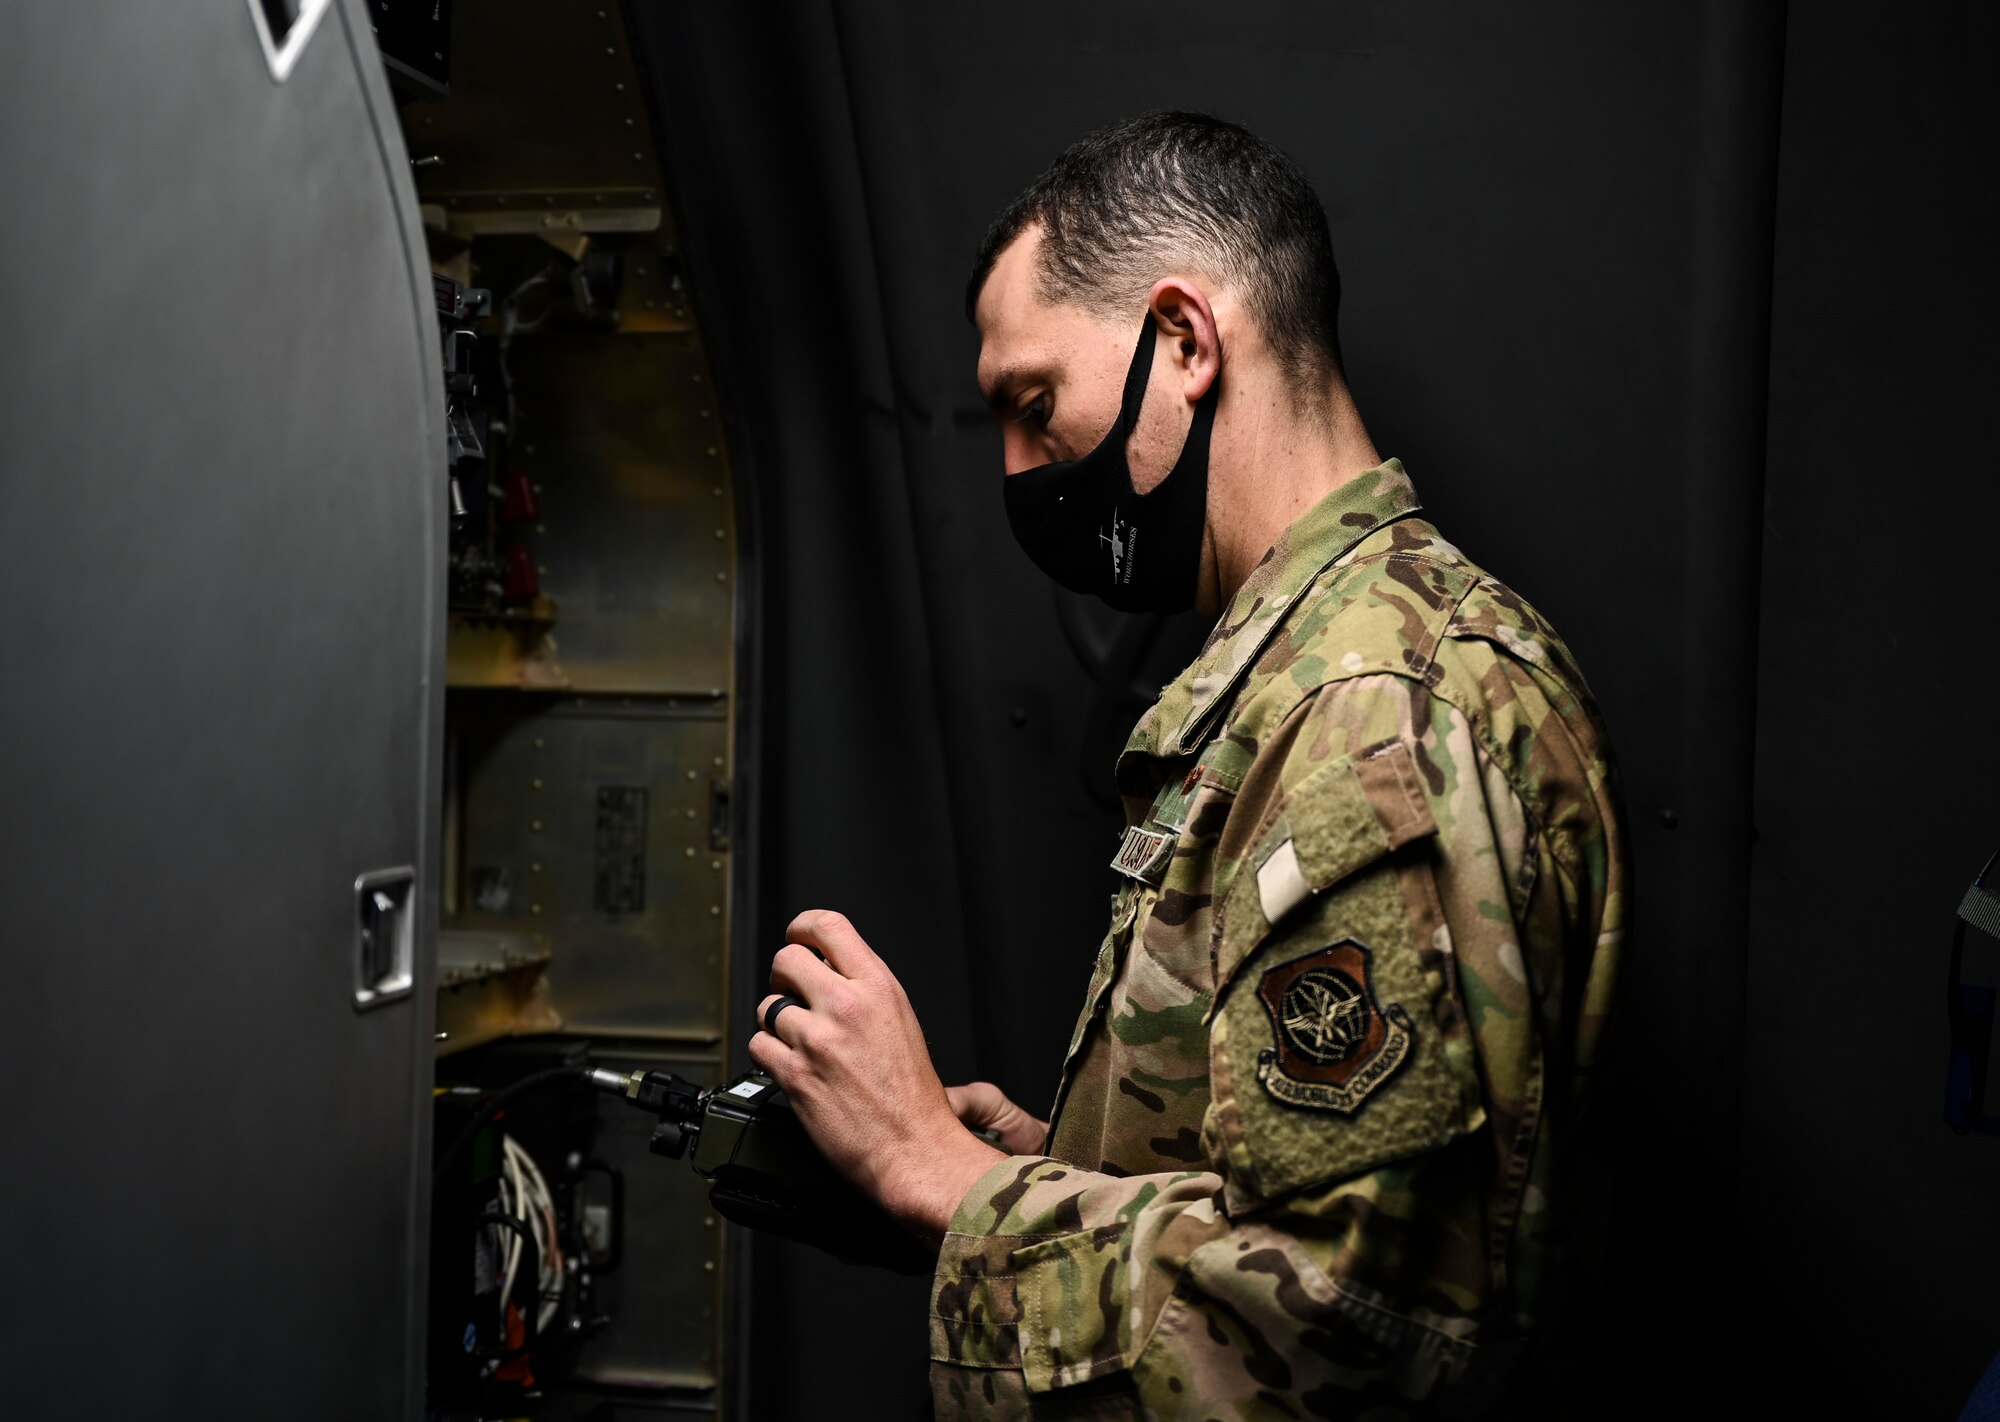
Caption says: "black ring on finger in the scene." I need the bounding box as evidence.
[763,994,807,1041]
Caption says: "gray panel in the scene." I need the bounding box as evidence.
[570,1048,727,1396]
[0,3,441,1418]
[454,697,731,1038]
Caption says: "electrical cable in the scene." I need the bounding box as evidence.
[471,1210,540,1364]
[498,1138,527,1307]
[502,1134,564,1331]
[432,1065,587,1188]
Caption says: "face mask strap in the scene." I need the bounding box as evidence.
[1115,315,1223,492]
[1112,319,1159,442]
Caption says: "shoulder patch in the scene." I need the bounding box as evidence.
[1254,939,1413,1114]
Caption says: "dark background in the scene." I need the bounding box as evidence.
[631,2,1999,1416]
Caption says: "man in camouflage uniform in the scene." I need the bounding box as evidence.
[750,113,1625,1419]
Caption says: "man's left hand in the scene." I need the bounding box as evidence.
[750,909,1004,1252]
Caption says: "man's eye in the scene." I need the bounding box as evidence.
[1018,393,1052,429]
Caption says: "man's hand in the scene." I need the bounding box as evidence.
[944,1081,1049,1156]
[750,909,1003,1253]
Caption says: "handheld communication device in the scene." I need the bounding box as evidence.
[588,1066,934,1274]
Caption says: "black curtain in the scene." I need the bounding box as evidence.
[633,3,2000,1416]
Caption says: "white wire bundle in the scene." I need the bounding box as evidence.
[493,1134,565,1334]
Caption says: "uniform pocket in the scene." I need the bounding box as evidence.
[1011,1225,1131,1392]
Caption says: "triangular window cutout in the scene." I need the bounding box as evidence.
[248,0,333,83]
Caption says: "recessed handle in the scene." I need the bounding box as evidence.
[353,867,416,1010]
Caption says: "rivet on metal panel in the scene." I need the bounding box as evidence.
[685,770,697,781]
[531,904,543,915]
[714,573,726,583]
[705,1261,714,1271]
[532,779,544,790]
[711,860,721,871]
[709,905,720,916]
[615,82,625,91]
[699,409,710,418]
[712,757,723,768]
[531,863,543,873]
[684,847,695,859]
[684,809,695,820]
[534,738,545,748]
[713,529,724,539]
[631,152,643,162]
[531,820,543,831]
[605,45,615,55]
[704,1216,715,1227]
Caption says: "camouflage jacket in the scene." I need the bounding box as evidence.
[930,460,1626,1420]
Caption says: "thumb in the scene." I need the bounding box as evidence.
[945,1081,1008,1128]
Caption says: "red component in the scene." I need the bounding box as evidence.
[501,468,540,523]
[493,1302,536,1386]
[502,545,540,601]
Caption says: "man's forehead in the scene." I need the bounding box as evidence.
[974,231,1056,391]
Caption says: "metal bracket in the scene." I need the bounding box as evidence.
[709,778,732,852]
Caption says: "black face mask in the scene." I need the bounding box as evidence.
[1003,318,1218,614]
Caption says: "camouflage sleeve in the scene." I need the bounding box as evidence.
[930,667,1619,1417]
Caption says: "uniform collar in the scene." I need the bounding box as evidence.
[1127,458,1423,761]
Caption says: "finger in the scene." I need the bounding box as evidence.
[785,908,880,979]
[747,1024,792,1076]
[756,991,813,1048]
[770,941,842,1000]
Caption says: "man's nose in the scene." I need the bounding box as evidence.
[1000,430,1039,476]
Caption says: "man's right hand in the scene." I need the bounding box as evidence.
[944,1082,1049,1156]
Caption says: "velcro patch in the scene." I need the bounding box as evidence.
[1110,825,1176,885]
[1255,838,1311,925]
[1254,938,1412,1115]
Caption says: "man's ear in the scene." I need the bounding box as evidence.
[1146,276,1221,403]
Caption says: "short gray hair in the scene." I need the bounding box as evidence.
[967,111,1344,390]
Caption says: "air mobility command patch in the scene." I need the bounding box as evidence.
[1254,939,1413,1114]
